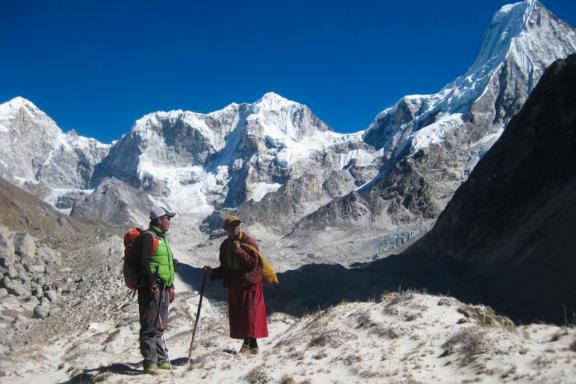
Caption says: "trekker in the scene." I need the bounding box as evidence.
[203,215,268,355]
[137,206,177,374]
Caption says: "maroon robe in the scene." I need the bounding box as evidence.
[211,232,268,339]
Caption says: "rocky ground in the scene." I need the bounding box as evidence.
[1,278,575,384]
[0,226,72,343]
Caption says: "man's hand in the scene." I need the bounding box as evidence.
[202,265,212,276]
[168,287,176,303]
[150,284,160,297]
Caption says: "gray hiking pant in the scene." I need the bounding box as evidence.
[138,287,169,364]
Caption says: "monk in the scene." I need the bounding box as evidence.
[203,215,268,354]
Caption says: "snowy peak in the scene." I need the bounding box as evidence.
[469,0,534,70]
[469,0,575,73]
[0,96,41,115]
[253,91,300,111]
[0,97,110,192]
[0,96,61,136]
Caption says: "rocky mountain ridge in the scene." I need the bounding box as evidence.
[404,53,576,323]
[0,1,575,269]
[296,0,576,235]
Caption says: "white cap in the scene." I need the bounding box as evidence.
[150,206,176,220]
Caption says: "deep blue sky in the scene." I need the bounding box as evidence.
[1,0,575,143]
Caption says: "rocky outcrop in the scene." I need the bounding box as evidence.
[406,54,576,323]
[0,226,63,330]
[70,177,154,226]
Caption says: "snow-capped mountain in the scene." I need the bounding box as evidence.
[405,53,576,323]
[0,0,574,268]
[0,97,110,205]
[91,92,379,226]
[294,0,576,236]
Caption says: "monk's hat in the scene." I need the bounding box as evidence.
[223,215,242,229]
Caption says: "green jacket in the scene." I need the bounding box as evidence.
[147,226,176,286]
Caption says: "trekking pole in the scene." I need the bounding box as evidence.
[187,270,208,365]
[154,289,174,375]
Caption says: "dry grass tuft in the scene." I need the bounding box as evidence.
[405,312,420,322]
[371,325,403,339]
[457,305,515,330]
[355,311,376,329]
[245,366,271,384]
[549,328,568,342]
[441,327,488,366]
[382,290,415,306]
[307,328,357,349]
[280,374,296,384]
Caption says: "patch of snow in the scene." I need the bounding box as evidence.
[247,182,282,202]
[410,113,464,153]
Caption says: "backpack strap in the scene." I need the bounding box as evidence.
[142,230,159,255]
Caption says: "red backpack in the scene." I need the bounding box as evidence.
[123,228,158,289]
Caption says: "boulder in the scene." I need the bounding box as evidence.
[8,279,30,297]
[0,234,15,263]
[13,232,36,258]
[37,246,62,264]
[33,303,50,319]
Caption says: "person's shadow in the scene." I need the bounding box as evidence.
[60,358,197,383]
[58,362,142,383]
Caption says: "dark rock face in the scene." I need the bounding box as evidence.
[408,54,576,323]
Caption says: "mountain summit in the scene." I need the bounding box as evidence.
[0,1,575,268]
[0,97,109,196]
[296,0,576,245]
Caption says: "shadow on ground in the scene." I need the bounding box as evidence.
[60,362,142,383]
[176,253,488,318]
[61,357,194,383]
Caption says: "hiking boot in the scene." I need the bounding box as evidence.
[250,347,259,355]
[238,344,251,355]
[143,361,161,375]
[157,361,171,370]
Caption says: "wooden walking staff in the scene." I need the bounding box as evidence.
[188,270,208,364]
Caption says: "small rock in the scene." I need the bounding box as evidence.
[9,283,30,298]
[45,290,58,302]
[0,288,7,299]
[33,304,50,319]
[15,314,27,323]
[1,261,18,279]
[27,264,46,275]
[0,294,20,307]
[16,271,31,285]
[44,261,55,275]
[0,343,11,357]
